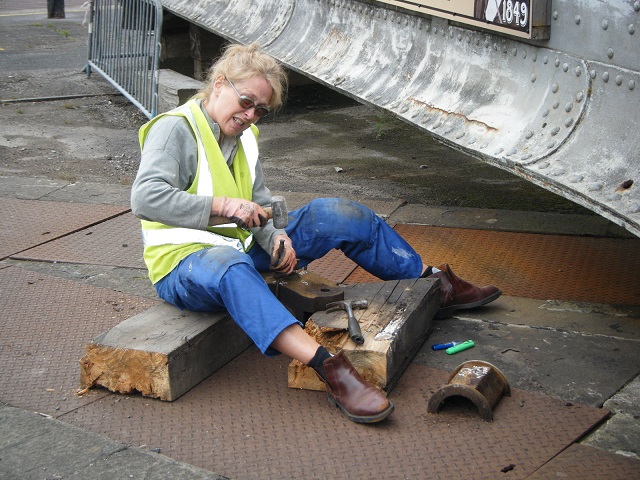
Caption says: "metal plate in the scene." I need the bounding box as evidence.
[0,198,128,261]
[13,211,145,269]
[345,224,640,305]
[307,248,357,284]
[527,443,640,479]
[61,349,610,479]
[0,266,158,415]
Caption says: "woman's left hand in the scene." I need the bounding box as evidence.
[269,234,297,274]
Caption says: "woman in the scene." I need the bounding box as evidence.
[131,42,500,424]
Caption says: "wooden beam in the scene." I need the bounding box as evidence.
[79,303,252,401]
[288,278,440,392]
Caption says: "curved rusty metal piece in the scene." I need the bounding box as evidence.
[427,360,511,421]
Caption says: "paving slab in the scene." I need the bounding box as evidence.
[0,404,228,480]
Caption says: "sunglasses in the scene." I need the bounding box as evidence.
[226,78,271,118]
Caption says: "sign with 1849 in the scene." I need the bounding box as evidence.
[377,0,551,39]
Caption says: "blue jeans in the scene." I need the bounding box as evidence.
[155,198,423,355]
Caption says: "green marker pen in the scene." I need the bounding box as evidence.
[445,339,474,354]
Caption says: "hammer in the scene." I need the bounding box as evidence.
[326,299,368,345]
[211,195,288,229]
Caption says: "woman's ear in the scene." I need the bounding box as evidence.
[212,75,225,95]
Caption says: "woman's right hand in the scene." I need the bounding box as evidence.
[211,196,268,229]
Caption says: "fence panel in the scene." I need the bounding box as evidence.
[86,0,163,118]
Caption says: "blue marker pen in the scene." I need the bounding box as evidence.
[432,341,461,351]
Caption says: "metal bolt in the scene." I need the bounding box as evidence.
[607,48,614,59]
[574,15,581,25]
[531,74,537,83]
[565,103,573,113]
[629,80,636,91]
[551,83,559,93]
[565,118,574,128]
[553,10,558,20]
[616,75,623,86]
[629,24,636,35]
[603,71,610,82]
[601,19,608,30]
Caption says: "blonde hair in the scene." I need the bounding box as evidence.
[197,42,288,111]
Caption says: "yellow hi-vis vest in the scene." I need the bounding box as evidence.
[138,99,260,284]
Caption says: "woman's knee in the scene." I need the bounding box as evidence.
[305,198,375,240]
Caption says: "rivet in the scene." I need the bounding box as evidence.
[565,103,573,113]
[576,91,584,102]
[543,55,549,64]
[550,126,560,136]
[444,126,454,135]
[635,2,640,12]
[607,48,614,59]
[400,105,410,113]
[542,108,550,117]
[421,113,431,124]
[552,10,558,20]
[538,161,550,169]
[411,111,420,119]
[603,71,610,82]
[590,69,597,79]
[390,101,400,109]
[457,33,462,41]
[629,24,636,35]
[587,182,603,191]
[563,63,569,72]
[512,48,518,57]
[575,67,582,77]
[523,50,527,59]
[552,100,560,109]
[521,153,532,160]
[495,147,504,155]
[616,75,623,86]
[574,15,581,25]
[449,30,454,38]
[569,174,584,183]
[433,26,438,34]
[565,118,574,128]
[548,141,556,149]
[555,58,561,67]
[455,131,465,139]
[601,19,608,30]
[607,193,622,202]
[630,204,640,214]
[629,80,636,90]
[532,52,537,62]
[476,38,480,46]
[551,83,559,93]
[433,121,442,129]
[531,74,537,83]
[525,131,534,139]
[506,148,516,156]
[551,167,565,176]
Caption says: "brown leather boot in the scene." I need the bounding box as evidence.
[320,351,394,423]
[428,264,501,319]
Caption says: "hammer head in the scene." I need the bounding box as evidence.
[326,299,369,312]
[271,195,288,229]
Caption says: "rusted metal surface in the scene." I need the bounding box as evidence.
[12,211,145,269]
[159,0,640,237]
[61,352,610,479]
[0,266,158,415]
[428,360,511,421]
[527,443,640,480]
[346,224,640,305]
[0,197,128,261]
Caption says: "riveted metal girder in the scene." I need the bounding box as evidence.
[160,0,640,237]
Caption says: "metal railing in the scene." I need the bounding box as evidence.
[86,0,163,118]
